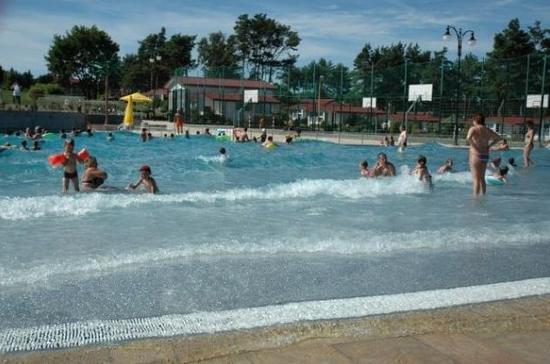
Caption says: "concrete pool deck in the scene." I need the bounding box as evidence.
[2,294,549,363]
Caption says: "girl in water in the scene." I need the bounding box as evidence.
[412,155,432,187]
[81,156,107,191]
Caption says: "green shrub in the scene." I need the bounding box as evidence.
[29,83,64,97]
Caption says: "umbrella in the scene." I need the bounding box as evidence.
[120,92,152,103]
[123,95,134,126]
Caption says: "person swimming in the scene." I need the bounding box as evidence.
[128,165,159,194]
[489,157,501,170]
[219,147,229,161]
[359,160,370,177]
[371,152,396,177]
[107,132,114,142]
[81,156,107,191]
[263,136,277,149]
[492,166,509,182]
[185,130,190,139]
[140,128,147,142]
[508,157,517,168]
[31,140,41,151]
[437,159,453,174]
[20,140,29,150]
[413,155,432,187]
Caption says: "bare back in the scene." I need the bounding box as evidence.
[467,125,501,157]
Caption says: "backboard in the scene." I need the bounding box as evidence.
[362,97,377,109]
[526,94,548,108]
[408,84,433,102]
[244,89,259,103]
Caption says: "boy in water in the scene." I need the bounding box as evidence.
[61,139,84,193]
[371,153,396,177]
[413,155,432,187]
[129,165,159,194]
[466,113,503,196]
[359,160,370,177]
[524,121,535,167]
[437,159,453,174]
[140,128,147,142]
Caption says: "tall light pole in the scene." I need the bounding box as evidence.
[443,25,476,145]
[317,75,324,131]
[149,55,162,118]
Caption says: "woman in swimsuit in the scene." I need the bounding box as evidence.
[81,156,107,191]
[523,121,535,167]
[466,113,503,196]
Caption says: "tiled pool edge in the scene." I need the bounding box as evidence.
[2,277,550,355]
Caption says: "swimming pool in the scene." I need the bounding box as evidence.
[1,132,550,351]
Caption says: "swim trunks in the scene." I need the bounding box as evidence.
[64,171,78,179]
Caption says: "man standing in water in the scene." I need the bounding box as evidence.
[466,113,503,196]
[523,121,535,167]
[371,152,396,177]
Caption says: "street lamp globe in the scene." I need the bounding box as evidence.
[468,33,477,46]
[149,58,154,64]
[443,26,451,41]
[156,55,162,62]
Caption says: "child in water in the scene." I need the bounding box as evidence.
[128,165,159,194]
[493,166,509,182]
[219,147,229,161]
[413,155,432,187]
[437,159,453,174]
[61,139,84,193]
[359,160,370,177]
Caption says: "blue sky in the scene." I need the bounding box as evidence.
[0,0,548,75]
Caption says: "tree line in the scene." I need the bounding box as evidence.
[1,15,549,105]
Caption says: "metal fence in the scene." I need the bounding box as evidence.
[168,53,549,142]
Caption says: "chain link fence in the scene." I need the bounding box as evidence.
[168,54,549,142]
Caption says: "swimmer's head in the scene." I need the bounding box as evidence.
[64,138,75,151]
[139,165,152,176]
[472,113,485,126]
[508,157,516,166]
[400,125,405,131]
[219,147,226,155]
[86,156,98,168]
[446,159,453,166]
[268,136,273,142]
[417,155,427,165]
[377,152,387,162]
[21,140,27,146]
[499,166,509,177]
[526,121,534,129]
[492,157,501,166]
[360,160,368,169]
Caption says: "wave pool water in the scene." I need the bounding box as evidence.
[1,131,549,351]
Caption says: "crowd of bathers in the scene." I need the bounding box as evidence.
[1,113,546,197]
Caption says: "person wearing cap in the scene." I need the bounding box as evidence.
[128,165,159,194]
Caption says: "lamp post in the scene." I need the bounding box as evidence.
[317,75,324,131]
[149,55,162,118]
[443,25,476,145]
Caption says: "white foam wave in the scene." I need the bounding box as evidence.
[0,177,426,221]
[197,155,227,164]
[1,223,547,287]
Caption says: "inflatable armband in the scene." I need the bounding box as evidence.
[48,153,67,166]
[77,148,90,161]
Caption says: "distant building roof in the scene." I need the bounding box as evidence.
[166,76,276,90]
[389,112,440,123]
